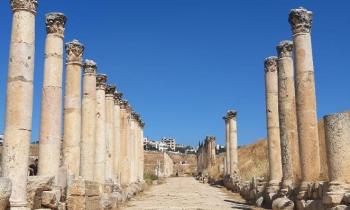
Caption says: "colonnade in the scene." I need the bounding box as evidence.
[1,1,145,208]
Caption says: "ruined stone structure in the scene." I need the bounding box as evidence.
[0,1,146,209]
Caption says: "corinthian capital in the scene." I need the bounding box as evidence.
[114,92,123,105]
[83,59,97,75]
[288,7,313,34]
[45,13,67,36]
[119,100,129,109]
[96,74,107,90]
[276,40,293,58]
[264,56,278,73]
[10,0,38,14]
[65,39,84,64]
[105,84,116,96]
[226,110,237,120]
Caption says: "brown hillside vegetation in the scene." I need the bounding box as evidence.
[238,139,269,181]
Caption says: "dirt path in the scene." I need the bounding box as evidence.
[122,177,263,210]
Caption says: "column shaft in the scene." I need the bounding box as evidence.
[38,13,66,183]
[119,101,129,186]
[80,60,97,180]
[94,74,107,183]
[289,8,320,185]
[2,1,38,208]
[227,112,238,175]
[113,93,122,184]
[105,85,116,182]
[63,40,84,181]
[264,56,282,188]
[224,118,230,176]
[276,41,301,187]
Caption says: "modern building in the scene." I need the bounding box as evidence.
[161,137,176,151]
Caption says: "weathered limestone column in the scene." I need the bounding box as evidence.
[264,56,282,191]
[105,84,116,182]
[119,100,129,186]
[125,105,133,184]
[289,8,320,188]
[323,112,350,206]
[223,116,230,176]
[113,92,122,184]
[130,112,137,183]
[226,110,238,176]
[94,74,107,183]
[2,1,38,208]
[63,39,84,182]
[276,40,301,188]
[140,121,145,181]
[38,13,66,182]
[80,60,97,180]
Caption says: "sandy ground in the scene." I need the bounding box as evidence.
[122,177,264,210]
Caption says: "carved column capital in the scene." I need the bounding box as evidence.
[65,39,84,65]
[119,99,129,109]
[140,121,145,128]
[96,74,107,90]
[83,59,97,75]
[105,84,116,96]
[276,40,293,58]
[114,92,123,105]
[264,56,278,73]
[289,7,313,34]
[10,0,38,14]
[226,110,237,120]
[45,12,66,36]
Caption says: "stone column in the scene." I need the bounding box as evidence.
[2,1,38,208]
[63,39,84,182]
[226,110,238,176]
[38,13,66,182]
[323,112,350,206]
[140,121,145,181]
[119,100,129,186]
[130,112,137,183]
[264,56,282,191]
[105,84,116,182]
[113,92,122,184]
[80,60,97,180]
[94,74,107,183]
[276,40,301,188]
[223,116,230,176]
[289,7,320,187]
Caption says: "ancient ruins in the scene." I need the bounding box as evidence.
[1,1,145,209]
[0,1,349,210]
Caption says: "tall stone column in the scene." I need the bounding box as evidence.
[80,60,97,180]
[2,1,38,208]
[130,112,137,183]
[63,39,84,182]
[289,8,320,188]
[226,110,238,176]
[113,92,122,184]
[140,121,145,181]
[94,74,107,183]
[223,116,230,176]
[38,13,66,182]
[264,56,282,191]
[119,100,129,186]
[323,112,350,206]
[105,84,116,182]
[276,40,301,188]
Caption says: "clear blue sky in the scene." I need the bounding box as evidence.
[0,1,349,147]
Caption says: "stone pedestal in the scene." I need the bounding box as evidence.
[94,74,107,184]
[289,7,320,190]
[264,56,282,191]
[323,112,350,207]
[2,1,38,208]
[38,13,66,183]
[113,92,123,184]
[63,39,84,183]
[105,84,116,182]
[276,40,301,189]
[80,60,97,180]
[67,178,101,210]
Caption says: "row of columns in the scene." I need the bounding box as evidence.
[1,1,145,208]
[223,110,238,177]
[264,7,319,192]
